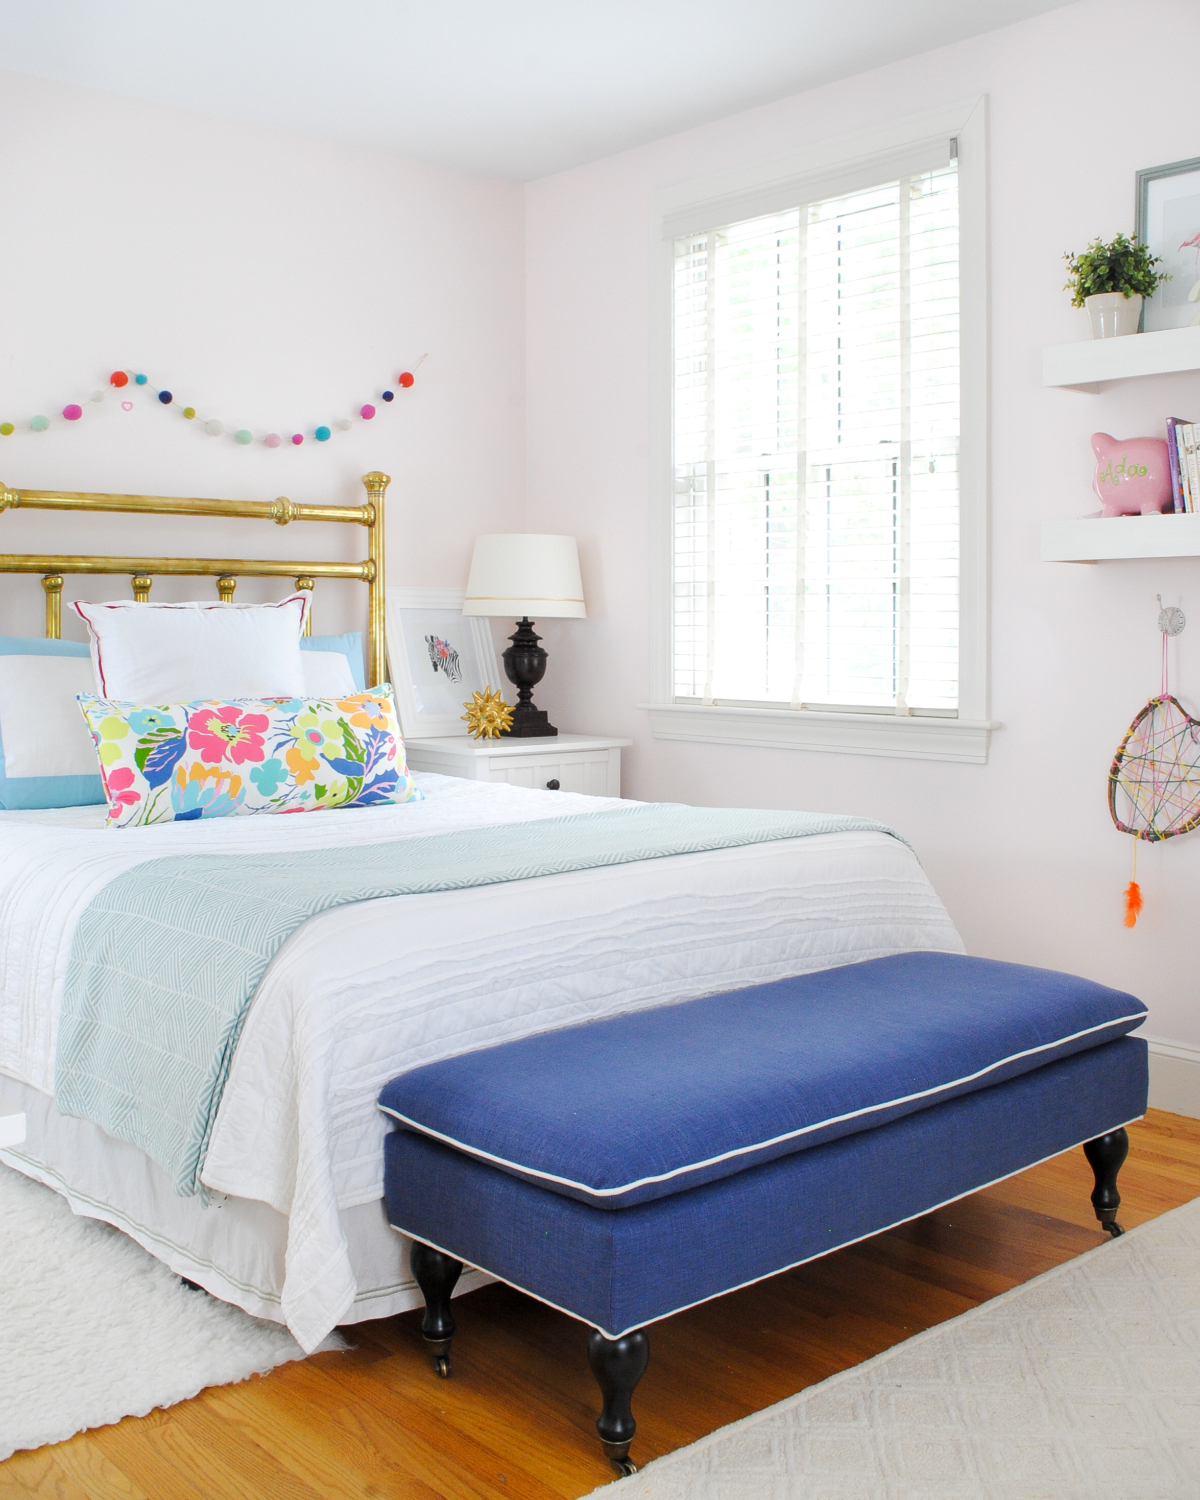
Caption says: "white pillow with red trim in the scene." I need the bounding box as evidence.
[74,595,310,702]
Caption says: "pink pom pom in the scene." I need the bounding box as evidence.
[62,404,83,421]
[291,433,304,445]
[264,433,281,448]
[360,404,376,420]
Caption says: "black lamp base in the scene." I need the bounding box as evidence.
[500,618,558,738]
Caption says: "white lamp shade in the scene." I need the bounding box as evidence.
[462,534,586,619]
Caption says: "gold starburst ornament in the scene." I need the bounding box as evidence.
[462,686,514,740]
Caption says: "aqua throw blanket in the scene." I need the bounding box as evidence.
[54,803,901,1195]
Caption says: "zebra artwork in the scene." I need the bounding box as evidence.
[425,634,463,683]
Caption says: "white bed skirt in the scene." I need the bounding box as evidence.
[0,1074,492,1327]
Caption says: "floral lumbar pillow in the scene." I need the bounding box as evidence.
[78,686,422,828]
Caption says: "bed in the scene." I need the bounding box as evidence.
[0,476,964,1353]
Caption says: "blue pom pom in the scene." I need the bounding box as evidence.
[381,389,394,401]
[158,390,172,404]
[315,425,331,442]
[134,373,148,385]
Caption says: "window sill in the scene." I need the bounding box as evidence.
[639,703,997,764]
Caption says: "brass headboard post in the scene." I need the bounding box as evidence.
[42,575,63,639]
[362,471,389,687]
[295,577,315,635]
[0,475,388,672]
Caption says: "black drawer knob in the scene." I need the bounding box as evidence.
[546,778,560,790]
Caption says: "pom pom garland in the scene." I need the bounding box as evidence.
[0,353,425,448]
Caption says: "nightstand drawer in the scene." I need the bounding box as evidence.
[491,752,614,797]
[404,734,631,798]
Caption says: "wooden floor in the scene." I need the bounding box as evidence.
[4,1108,1199,1500]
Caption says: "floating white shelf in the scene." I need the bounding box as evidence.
[1042,511,1200,562]
[1042,325,1200,392]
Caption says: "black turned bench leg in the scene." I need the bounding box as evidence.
[410,1241,463,1376]
[587,1329,649,1476]
[1084,1127,1129,1237]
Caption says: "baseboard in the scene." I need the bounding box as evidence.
[1145,1036,1200,1120]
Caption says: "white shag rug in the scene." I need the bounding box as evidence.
[0,1163,335,1460]
[595,1196,1200,1499]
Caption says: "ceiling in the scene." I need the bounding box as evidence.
[0,1,1073,180]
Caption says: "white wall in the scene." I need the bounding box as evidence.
[0,70,526,639]
[524,0,1200,1061]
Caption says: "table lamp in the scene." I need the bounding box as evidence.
[462,534,585,737]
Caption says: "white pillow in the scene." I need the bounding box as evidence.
[300,650,358,698]
[74,595,310,702]
[0,655,99,778]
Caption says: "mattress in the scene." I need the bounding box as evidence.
[0,773,964,1350]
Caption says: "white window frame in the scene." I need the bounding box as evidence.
[642,98,994,764]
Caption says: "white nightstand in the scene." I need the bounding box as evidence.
[405,734,632,798]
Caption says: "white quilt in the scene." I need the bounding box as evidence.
[0,775,963,1350]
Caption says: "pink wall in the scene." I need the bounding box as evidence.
[524,0,1200,1048]
[0,70,526,639]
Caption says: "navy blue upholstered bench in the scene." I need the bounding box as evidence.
[380,952,1148,1474]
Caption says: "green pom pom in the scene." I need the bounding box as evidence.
[235,429,253,445]
[30,415,49,431]
[183,407,196,420]
[0,422,13,436]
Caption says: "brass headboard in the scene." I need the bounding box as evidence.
[0,470,388,687]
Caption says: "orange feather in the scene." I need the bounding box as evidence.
[1123,880,1143,928]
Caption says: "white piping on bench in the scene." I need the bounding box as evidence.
[389,1113,1146,1342]
[379,1014,1147,1201]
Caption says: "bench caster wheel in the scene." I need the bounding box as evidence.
[433,1353,452,1378]
[1103,1220,1125,1238]
[613,1455,637,1477]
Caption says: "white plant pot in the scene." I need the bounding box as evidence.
[1085,291,1143,338]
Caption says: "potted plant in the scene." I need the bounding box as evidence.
[1063,233,1169,338]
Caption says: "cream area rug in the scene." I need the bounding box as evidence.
[0,1163,338,1461]
[595,1196,1200,1499]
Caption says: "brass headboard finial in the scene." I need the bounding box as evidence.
[0,485,18,514]
[272,496,297,526]
[217,576,237,603]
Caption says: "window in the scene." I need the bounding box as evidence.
[648,102,989,762]
[673,164,959,715]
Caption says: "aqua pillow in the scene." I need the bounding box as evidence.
[0,636,105,809]
[301,632,367,691]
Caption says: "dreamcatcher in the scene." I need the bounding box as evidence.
[1108,597,1199,925]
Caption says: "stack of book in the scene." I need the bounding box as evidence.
[1167,418,1200,512]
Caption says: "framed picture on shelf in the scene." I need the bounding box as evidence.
[1136,156,1200,333]
[385,587,504,739]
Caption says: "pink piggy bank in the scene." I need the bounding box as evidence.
[1091,432,1173,516]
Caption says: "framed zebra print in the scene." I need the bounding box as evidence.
[386,587,503,739]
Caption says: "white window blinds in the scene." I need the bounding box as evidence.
[672,161,960,714]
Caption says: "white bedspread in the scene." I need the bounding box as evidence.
[0,775,963,1350]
